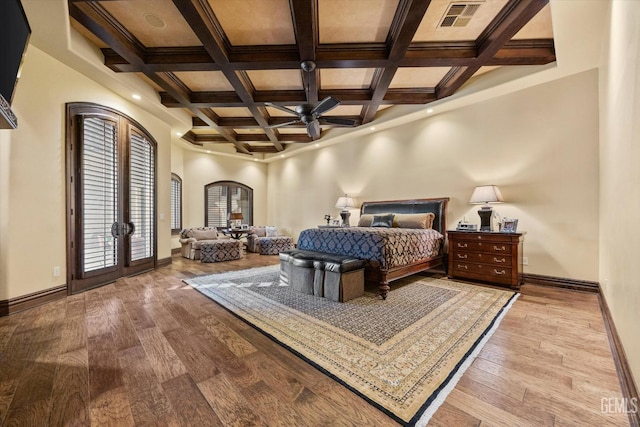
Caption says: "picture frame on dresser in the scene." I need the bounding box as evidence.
[501,218,518,233]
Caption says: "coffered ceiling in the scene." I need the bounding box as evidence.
[68,0,555,156]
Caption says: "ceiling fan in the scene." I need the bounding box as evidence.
[265,60,356,139]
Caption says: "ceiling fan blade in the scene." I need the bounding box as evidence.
[267,119,301,129]
[306,120,321,138]
[318,117,356,126]
[310,96,340,116]
[265,102,299,116]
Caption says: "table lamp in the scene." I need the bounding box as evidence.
[469,185,504,231]
[335,194,355,227]
[229,212,243,229]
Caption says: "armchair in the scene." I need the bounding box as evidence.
[247,226,294,255]
[179,227,230,260]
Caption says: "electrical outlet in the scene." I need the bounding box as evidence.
[522,257,528,266]
[53,267,61,277]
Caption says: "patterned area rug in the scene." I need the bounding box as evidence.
[184,265,518,426]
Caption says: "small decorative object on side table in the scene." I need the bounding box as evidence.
[447,230,525,289]
[324,214,332,225]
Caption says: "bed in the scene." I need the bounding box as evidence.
[297,197,449,299]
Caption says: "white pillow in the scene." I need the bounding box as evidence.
[265,226,278,237]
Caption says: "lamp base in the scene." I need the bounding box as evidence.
[477,206,493,231]
[340,210,351,227]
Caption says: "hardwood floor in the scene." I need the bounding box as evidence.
[0,253,631,426]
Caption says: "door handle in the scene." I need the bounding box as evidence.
[111,222,120,238]
[122,222,136,236]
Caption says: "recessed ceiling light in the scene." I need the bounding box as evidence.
[132,94,141,100]
[176,132,182,137]
[207,151,211,154]
[315,143,319,147]
[254,159,258,161]
[370,126,376,131]
[426,108,434,114]
[280,154,285,158]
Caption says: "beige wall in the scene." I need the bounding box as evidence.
[181,149,268,229]
[0,46,172,300]
[267,70,600,281]
[599,0,640,389]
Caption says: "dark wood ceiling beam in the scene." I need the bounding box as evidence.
[171,0,283,151]
[69,2,145,68]
[70,1,250,153]
[236,134,269,142]
[246,146,281,153]
[289,0,319,104]
[362,0,432,123]
[437,0,549,99]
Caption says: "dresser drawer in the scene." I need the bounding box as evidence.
[451,261,514,285]
[451,251,511,265]
[451,240,513,255]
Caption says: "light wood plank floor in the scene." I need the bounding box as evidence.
[0,253,630,426]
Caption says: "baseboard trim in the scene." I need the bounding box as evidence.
[157,256,172,267]
[0,284,68,317]
[599,290,640,426]
[523,273,599,293]
[171,247,181,254]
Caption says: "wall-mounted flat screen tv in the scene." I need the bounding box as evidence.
[0,0,31,129]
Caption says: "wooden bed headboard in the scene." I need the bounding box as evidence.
[360,197,450,235]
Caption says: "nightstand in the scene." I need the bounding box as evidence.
[447,230,525,289]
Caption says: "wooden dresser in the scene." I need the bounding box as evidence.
[447,231,524,289]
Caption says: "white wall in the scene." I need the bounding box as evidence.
[0,46,172,300]
[599,0,640,390]
[181,150,268,229]
[268,70,600,281]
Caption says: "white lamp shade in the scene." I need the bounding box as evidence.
[469,185,504,204]
[335,196,356,210]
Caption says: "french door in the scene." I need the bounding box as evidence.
[66,103,156,294]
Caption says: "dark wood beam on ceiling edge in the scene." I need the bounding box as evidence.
[437,0,550,99]
[289,0,319,105]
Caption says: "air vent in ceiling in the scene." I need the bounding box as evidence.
[439,2,482,28]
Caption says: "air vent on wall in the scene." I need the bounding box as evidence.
[439,2,482,28]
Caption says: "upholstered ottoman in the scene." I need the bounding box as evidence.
[200,240,243,263]
[258,236,294,255]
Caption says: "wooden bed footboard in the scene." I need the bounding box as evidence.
[360,197,449,299]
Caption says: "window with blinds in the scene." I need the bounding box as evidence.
[81,117,118,273]
[129,131,155,261]
[170,173,182,233]
[205,181,253,228]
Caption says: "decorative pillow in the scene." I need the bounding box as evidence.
[191,229,218,240]
[252,227,266,237]
[357,214,374,227]
[393,213,436,229]
[266,226,278,237]
[371,214,394,228]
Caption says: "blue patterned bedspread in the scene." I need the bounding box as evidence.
[297,227,443,270]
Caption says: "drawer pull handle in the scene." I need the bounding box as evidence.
[494,245,506,251]
[494,269,506,275]
[457,254,468,259]
[457,243,468,248]
[457,264,468,270]
[493,257,506,263]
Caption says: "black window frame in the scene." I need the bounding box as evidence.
[204,181,253,229]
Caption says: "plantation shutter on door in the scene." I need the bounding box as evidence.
[81,117,118,275]
[129,131,154,262]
